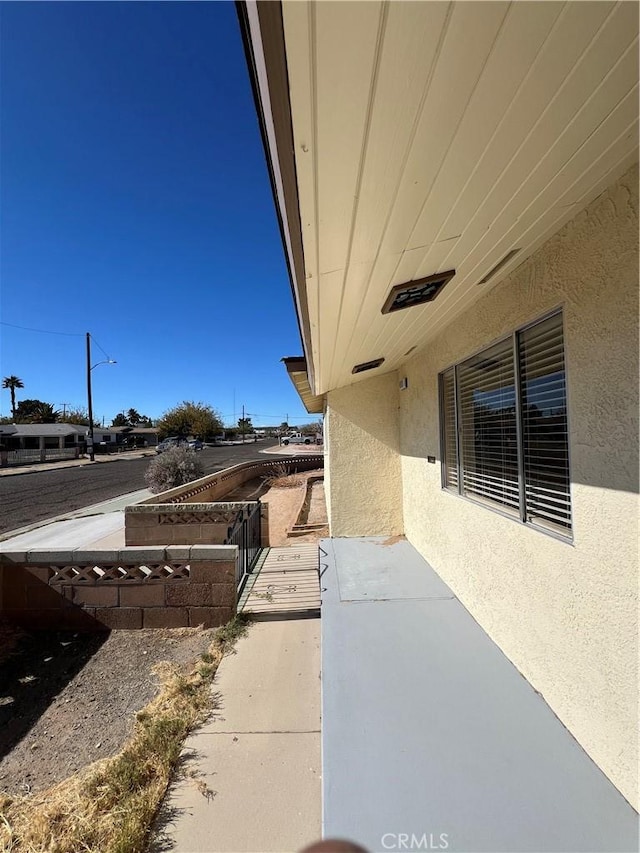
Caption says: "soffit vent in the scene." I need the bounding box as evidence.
[478,249,521,284]
[352,357,385,374]
[381,269,456,314]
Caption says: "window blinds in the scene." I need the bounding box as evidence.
[440,311,571,537]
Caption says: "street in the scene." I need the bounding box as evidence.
[0,440,280,535]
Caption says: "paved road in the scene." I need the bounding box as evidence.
[0,441,280,535]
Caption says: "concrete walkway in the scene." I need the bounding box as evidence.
[321,537,638,853]
[241,543,321,618]
[151,616,322,852]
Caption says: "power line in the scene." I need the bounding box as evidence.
[0,321,83,337]
[220,412,320,421]
[88,334,113,360]
[1,322,115,361]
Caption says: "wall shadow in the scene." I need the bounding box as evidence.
[0,626,109,763]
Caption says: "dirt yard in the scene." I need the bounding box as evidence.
[0,468,325,797]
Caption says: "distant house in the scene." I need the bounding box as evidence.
[0,423,88,451]
[240,0,639,812]
[111,426,159,447]
[0,424,123,450]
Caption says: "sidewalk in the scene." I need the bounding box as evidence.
[0,487,150,545]
[151,615,322,853]
[0,448,155,478]
[261,444,324,456]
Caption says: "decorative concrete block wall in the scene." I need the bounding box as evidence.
[123,452,324,547]
[125,502,270,548]
[137,455,323,505]
[0,545,237,631]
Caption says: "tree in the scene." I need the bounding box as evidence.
[301,420,323,435]
[111,409,152,428]
[15,399,60,423]
[237,416,253,441]
[59,407,90,426]
[2,376,24,420]
[156,401,223,441]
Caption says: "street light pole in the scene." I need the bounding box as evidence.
[86,332,116,463]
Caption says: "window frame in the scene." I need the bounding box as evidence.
[438,308,573,543]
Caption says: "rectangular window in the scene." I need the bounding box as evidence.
[439,311,571,537]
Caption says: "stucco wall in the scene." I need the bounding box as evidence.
[399,164,639,807]
[325,371,403,537]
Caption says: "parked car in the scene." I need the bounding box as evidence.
[280,433,312,446]
[187,439,204,451]
[156,437,187,454]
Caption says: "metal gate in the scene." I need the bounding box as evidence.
[225,500,262,590]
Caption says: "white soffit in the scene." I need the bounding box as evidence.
[280,0,639,395]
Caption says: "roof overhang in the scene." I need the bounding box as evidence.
[282,357,325,414]
[239,1,639,401]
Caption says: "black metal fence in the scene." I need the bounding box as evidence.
[225,501,262,590]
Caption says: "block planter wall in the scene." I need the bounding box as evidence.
[0,545,238,631]
[137,455,323,505]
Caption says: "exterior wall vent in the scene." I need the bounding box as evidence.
[381,270,455,314]
[352,357,385,374]
[478,249,521,284]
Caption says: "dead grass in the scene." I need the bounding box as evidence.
[0,614,251,853]
[262,463,304,489]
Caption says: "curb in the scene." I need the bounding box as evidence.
[0,451,156,478]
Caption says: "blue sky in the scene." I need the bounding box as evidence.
[0,1,313,428]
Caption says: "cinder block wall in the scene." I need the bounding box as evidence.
[137,455,324,506]
[0,546,238,631]
[125,502,270,548]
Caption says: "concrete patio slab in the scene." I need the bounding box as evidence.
[321,537,639,853]
[152,617,321,853]
[333,536,454,601]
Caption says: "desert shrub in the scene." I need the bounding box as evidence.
[262,463,304,489]
[144,446,204,494]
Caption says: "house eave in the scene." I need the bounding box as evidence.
[282,357,325,414]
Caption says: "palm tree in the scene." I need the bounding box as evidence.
[29,402,60,424]
[127,408,141,425]
[2,375,24,420]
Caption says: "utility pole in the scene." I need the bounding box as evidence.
[59,402,70,418]
[86,333,95,461]
[86,332,117,463]
[241,404,245,443]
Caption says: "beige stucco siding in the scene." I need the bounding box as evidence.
[399,164,639,808]
[325,372,402,537]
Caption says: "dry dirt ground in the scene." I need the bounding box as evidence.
[0,469,325,797]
